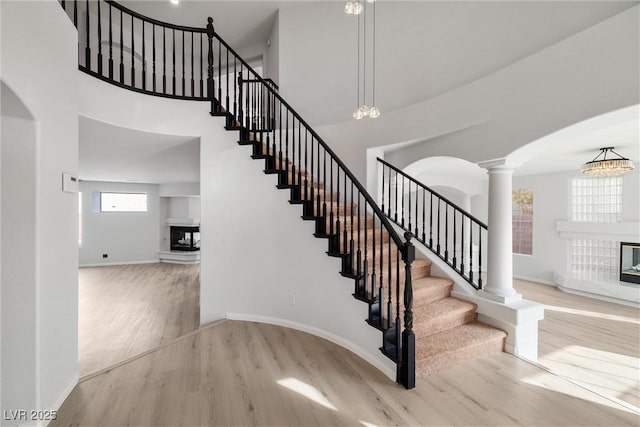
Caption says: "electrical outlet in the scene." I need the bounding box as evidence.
[289,294,296,305]
[102,253,108,258]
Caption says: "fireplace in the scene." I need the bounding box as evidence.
[620,242,640,284]
[170,226,200,252]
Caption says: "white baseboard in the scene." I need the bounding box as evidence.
[79,260,159,267]
[225,313,396,381]
[513,275,555,286]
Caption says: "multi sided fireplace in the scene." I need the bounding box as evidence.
[620,242,640,284]
[170,226,200,252]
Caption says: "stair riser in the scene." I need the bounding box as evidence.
[414,311,477,339]
[416,336,505,376]
[413,285,453,306]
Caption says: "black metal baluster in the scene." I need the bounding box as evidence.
[460,212,465,274]
[278,99,283,172]
[453,208,457,268]
[62,0,66,10]
[291,116,296,185]
[444,204,449,261]
[408,180,412,232]
[401,176,406,227]
[131,17,137,87]
[233,58,237,118]
[329,157,334,237]
[73,0,77,27]
[429,193,434,248]
[285,112,290,185]
[200,34,204,98]
[422,188,426,243]
[217,39,222,111]
[85,0,90,69]
[304,129,309,202]
[225,48,230,113]
[395,248,401,362]
[108,4,113,78]
[322,149,327,227]
[335,164,341,253]
[478,228,483,288]
[350,182,355,274]
[469,222,474,282]
[97,1,102,75]
[378,217,384,327]
[190,32,194,97]
[163,28,166,93]
[206,18,214,112]
[142,20,146,90]
[363,193,369,299]
[381,165,385,214]
[172,29,176,95]
[415,180,419,238]
[356,190,361,279]
[394,170,398,222]
[371,213,377,302]
[388,167,392,218]
[387,236,392,329]
[152,24,156,92]
[181,30,185,95]
[436,197,441,254]
[119,9,124,83]
[298,121,302,189]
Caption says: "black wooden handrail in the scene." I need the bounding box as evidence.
[378,158,488,229]
[377,157,487,290]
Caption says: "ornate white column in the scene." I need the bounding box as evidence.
[477,159,521,303]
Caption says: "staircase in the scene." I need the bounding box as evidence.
[61,0,506,388]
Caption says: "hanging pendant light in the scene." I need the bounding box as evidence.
[581,147,635,177]
[348,0,379,120]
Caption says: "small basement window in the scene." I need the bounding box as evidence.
[100,192,148,212]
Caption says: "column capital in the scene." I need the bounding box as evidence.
[478,158,520,171]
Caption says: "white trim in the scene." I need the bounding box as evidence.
[225,313,396,381]
[79,260,159,267]
[513,275,555,286]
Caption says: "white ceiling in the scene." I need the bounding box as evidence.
[79,116,200,184]
[118,0,303,49]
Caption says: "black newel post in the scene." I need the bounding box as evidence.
[399,231,416,389]
[206,17,216,114]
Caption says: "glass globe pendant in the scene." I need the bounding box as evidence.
[369,106,380,118]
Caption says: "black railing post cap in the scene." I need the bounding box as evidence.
[404,231,413,243]
[207,17,213,24]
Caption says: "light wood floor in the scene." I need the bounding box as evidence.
[55,320,638,426]
[515,279,640,410]
[79,263,200,376]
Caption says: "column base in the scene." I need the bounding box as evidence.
[478,289,522,304]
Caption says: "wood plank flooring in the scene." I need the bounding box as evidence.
[515,279,640,410]
[54,320,638,426]
[79,263,200,376]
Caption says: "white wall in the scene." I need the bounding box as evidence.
[1,94,37,422]
[79,181,160,266]
[1,0,79,418]
[78,72,397,379]
[265,11,279,84]
[512,169,640,284]
[159,182,200,197]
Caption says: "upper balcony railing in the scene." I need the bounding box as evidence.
[60,0,277,100]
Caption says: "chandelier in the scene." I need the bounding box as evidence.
[347,0,380,119]
[581,147,635,177]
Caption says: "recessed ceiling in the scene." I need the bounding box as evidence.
[79,116,200,184]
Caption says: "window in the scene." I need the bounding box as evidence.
[513,188,533,255]
[570,177,622,222]
[100,192,147,212]
[570,239,619,280]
